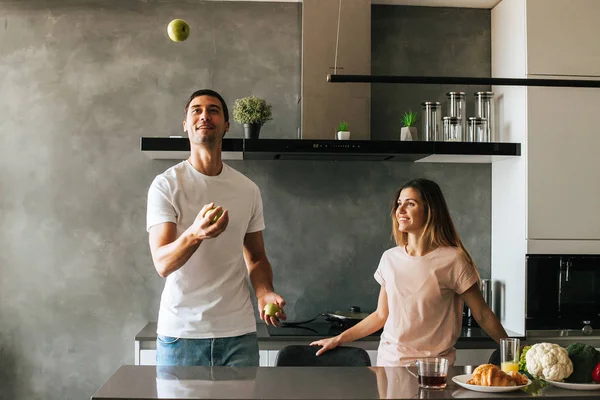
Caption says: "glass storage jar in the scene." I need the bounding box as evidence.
[443,116,462,141]
[421,101,442,141]
[475,91,495,142]
[447,91,466,133]
[467,117,488,142]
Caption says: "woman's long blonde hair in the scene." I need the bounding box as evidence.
[391,178,478,271]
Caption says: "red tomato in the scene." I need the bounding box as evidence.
[592,362,600,384]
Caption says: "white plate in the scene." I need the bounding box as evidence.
[543,379,600,391]
[452,374,531,393]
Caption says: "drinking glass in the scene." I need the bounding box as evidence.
[406,358,449,389]
[500,338,520,373]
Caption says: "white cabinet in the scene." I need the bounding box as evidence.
[526,0,600,77]
[527,87,600,240]
[491,0,600,336]
[140,350,157,366]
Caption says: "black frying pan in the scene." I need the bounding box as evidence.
[282,306,370,326]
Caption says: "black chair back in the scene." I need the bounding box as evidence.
[275,345,371,367]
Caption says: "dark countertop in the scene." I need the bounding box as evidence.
[135,322,524,350]
[92,365,600,399]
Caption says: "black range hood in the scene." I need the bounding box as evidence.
[141,137,521,163]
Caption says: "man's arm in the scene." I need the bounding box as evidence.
[243,231,286,326]
[149,203,229,278]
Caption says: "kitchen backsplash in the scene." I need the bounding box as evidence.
[229,160,492,321]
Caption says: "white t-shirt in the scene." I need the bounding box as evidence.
[374,246,478,366]
[147,161,265,339]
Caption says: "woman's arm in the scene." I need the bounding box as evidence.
[310,285,389,356]
[461,282,508,344]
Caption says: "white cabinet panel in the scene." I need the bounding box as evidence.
[259,350,269,367]
[526,0,600,77]
[268,350,279,367]
[140,350,157,366]
[527,87,600,240]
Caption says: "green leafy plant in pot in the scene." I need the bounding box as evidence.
[337,121,350,140]
[233,96,273,139]
[400,110,418,141]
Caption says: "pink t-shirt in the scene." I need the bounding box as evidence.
[374,246,478,366]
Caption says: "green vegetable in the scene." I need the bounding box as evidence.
[519,345,532,373]
[565,343,600,383]
[520,378,548,397]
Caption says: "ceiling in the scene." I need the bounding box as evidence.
[211,0,503,8]
[374,0,502,7]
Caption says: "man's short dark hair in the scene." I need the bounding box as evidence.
[184,89,229,122]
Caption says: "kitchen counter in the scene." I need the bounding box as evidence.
[92,365,600,399]
[135,322,523,350]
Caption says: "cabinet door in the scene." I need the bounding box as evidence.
[527,0,600,77]
[527,87,600,240]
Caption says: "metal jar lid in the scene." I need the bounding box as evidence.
[421,101,441,107]
[443,116,461,124]
[468,117,487,125]
[475,91,494,98]
[447,91,466,98]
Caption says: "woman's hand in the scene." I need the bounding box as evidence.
[310,336,342,356]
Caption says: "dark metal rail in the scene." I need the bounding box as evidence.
[327,74,600,88]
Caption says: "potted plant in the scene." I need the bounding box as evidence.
[337,121,350,140]
[233,96,273,139]
[401,110,418,141]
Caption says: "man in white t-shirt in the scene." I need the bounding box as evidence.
[147,89,286,366]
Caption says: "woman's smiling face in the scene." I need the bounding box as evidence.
[395,187,427,234]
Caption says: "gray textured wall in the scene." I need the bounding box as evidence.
[371,6,491,140]
[0,2,490,399]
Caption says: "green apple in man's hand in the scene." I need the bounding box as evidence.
[203,206,224,225]
[209,209,224,224]
[263,303,281,318]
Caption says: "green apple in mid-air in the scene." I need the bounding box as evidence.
[263,303,281,318]
[167,19,190,42]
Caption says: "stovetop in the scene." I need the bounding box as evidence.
[266,322,381,337]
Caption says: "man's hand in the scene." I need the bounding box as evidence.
[257,292,287,327]
[190,203,229,240]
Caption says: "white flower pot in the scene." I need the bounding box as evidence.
[401,126,417,141]
[337,131,350,140]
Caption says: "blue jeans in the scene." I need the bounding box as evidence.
[156,332,259,366]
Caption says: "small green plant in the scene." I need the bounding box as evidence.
[402,110,418,127]
[337,121,349,131]
[233,96,273,125]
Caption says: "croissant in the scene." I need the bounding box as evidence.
[507,370,529,386]
[466,364,515,387]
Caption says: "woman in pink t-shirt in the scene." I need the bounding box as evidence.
[310,178,508,366]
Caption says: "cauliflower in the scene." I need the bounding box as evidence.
[525,342,573,381]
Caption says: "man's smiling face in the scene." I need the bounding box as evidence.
[183,95,230,145]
